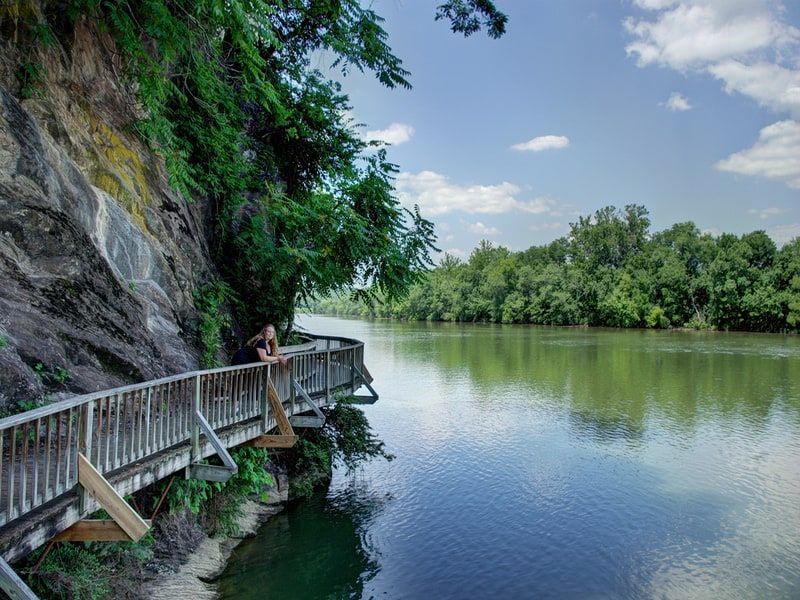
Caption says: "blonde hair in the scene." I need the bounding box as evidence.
[246,324,280,357]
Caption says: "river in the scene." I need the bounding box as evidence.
[217,314,800,599]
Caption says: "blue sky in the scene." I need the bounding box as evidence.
[319,0,800,261]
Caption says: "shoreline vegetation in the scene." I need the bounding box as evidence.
[309,206,799,334]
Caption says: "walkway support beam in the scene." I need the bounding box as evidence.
[187,412,239,483]
[0,556,38,600]
[350,365,379,404]
[290,380,326,428]
[77,454,150,542]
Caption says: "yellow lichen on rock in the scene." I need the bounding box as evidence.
[90,119,153,231]
[0,1,41,44]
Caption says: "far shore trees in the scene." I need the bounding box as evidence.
[311,205,800,334]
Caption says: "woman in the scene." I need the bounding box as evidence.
[232,324,287,365]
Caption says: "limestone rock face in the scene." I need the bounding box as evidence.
[0,21,217,411]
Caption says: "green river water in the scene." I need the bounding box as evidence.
[218,315,800,599]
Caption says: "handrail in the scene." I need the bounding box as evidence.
[0,333,370,536]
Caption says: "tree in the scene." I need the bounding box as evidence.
[567,205,651,271]
[775,238,800,330]
[704,232,781,331]
[649,222,717,326]
[435,0,508,38]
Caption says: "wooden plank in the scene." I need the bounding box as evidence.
[267,380,295,437]
[361,363,374,384]
[187,464,235,483]
[189,411,238,482]
[53,519,153,542]
[353,365,379,403]
[349,396,379,405]
[77,454,150,542]
[290,416,325,428]
[245,435,299,449]
[0,556,38,600]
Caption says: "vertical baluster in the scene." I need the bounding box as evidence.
[178,380,186,439]
[54,412,63,495]
[162,384,169,444]
[145,387,153,456]
[173,382,181,442]
[219,372,228,424]
[110,394,125,466]
[43,414,53,503]
[101,397,110,472]
[158,384,166,451]
[121,391,130,465]
[64,406,74,489]
[223,372,229,423]
[191,374,201,464]
[31,417,41,508]
[77,401,94,514]
[163,383,171,446]
[326,349,332,401]
[216,373,223,425]
[8,425,17,520]
[136,388,145,461]
[233,370,239,421]
[172,381,180,444]
[207,375,213,425]
[201,374,209,425]
[20,422,30,515]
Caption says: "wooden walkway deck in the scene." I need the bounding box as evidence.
[0,333,377,599]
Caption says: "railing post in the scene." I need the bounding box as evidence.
[350,350,355,393]
[325,349,331,401]
[190,374,201,465]
[289,358,296,416]
[260,366,270,432]
[77,401,94,512]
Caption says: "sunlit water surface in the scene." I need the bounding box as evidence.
[218,315,800,599]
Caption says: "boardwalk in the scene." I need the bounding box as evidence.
[0,333,377,599]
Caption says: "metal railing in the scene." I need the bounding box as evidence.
[0,333,368,530]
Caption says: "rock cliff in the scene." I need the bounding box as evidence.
[0,16,215,411]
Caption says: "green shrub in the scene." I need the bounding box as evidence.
[27,543,111,600]
[287,396,394,497]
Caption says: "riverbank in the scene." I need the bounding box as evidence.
[140,470,289,599]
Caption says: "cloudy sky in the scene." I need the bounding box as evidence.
[321,0,800,260]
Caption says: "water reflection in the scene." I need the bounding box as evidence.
[216,480,389,599]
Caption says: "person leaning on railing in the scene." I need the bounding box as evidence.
[231,323,287,366]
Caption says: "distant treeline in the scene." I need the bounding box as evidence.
[307,205,800,333]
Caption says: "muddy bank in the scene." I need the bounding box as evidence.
[141,472,289,599]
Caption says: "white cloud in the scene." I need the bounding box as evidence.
[395,171,555,217]
[709,60,800,115]
[468,222,501,235]
[624,1,793,71]
[511,135,570,152]
[715,119,800,188]
[768,223,800,246]
[664,91,692,110]
[363,122,415,145]
[748,206,787,219]
[529,222,564,233]
[625,1,800,188]
[439,247,467,260]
